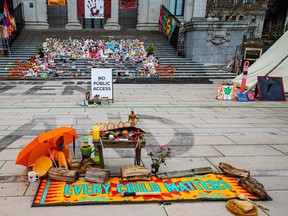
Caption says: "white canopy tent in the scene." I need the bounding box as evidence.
[232,31,288,93]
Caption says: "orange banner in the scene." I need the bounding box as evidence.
[48,0,66,6]
[33,174,261,206]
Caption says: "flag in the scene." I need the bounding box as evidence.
[77,0,111,19]
[3,0,13,27]
[120,0,136,9]
[85,0,104,19]
[104,0,111,19]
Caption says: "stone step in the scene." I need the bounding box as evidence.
[0,29,233,80]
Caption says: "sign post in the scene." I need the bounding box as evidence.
[91,68,113,102]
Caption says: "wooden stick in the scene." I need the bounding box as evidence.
[238,194,269,215]
[121,192,161,196]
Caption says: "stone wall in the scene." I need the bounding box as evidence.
[184,21,248,65]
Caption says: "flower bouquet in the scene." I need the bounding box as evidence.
[148,145,171,173]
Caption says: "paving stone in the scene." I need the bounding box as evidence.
[203,117,288,124]
[193,123,254,128]
[193,135,235,145]
[208,156,288,171]
[280,128,288,133]
[0,182,28,197]
[7,138,35,149]
[256,191,288,216]
[0,131,16,136]
[164,201,234,216]
[25,181,40,196]
[226,134,288,144]
[0,161,28,176]
[214,145,284,156]
[0,197,167,216]
[251,123,288,128]
[270,144,288,154]
[0,161,4,168]
[0,149,21,161]
[179,146,222,157]
[254,176,288,190]
[0,126,8,130]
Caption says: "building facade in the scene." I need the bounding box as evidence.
[18,0,207,30]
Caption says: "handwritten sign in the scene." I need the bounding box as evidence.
[91,68,113,100]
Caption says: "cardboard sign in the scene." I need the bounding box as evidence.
[216,84,237,100]
[91,68,113,100]
[257,76,286,101]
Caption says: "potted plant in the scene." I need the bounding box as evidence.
[36,44,44,58]
[148,145,171,174]
[145,43,155,56]
[80,136,93,159]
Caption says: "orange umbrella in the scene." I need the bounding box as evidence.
[16,127,78,167]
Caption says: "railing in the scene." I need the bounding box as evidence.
[158,5,184,57]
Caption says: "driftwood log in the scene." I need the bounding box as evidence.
[219,162,250,178]
[157,167,213,179]
[121,165,150,181]
[70,159,100,176]
[238,177,269,200]
[48,167,79,182]
[157,170,194,179]
[85,166,110,184]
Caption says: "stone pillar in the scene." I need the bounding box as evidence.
[191,0,207,21]
[66,0,82,29]
[22,0,37,29]
[136,0,149,30]
[35,1,49,29]
[183,0,194,22]
[104,0,121,30]
[137,0,161,30]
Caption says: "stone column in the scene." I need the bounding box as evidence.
[191,0,207,21]
[35,1,49,29]
[183,0,194,22]
[66,0,82,29]
[137,0,160,30]
[136,0,149,30]
[104,0,121,30]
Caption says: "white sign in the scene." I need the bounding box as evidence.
[85,0,104,19]
[91,68,113,100]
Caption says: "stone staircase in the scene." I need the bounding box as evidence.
[0,29,236,80]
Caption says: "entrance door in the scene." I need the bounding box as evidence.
[47,4,67,28]
[119,1,138,30]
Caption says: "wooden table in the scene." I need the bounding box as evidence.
[92,138,146,168]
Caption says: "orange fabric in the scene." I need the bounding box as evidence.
[51,150,69,169]
[16,127,78,167]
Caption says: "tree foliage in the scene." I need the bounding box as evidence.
[206,0,267,21]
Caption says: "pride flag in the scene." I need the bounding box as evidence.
[3,0,13,27]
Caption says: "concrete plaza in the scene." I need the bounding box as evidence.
[0,79,287,216]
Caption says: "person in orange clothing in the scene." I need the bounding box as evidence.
[50,136,72,169]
